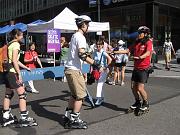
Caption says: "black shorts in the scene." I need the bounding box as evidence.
[115,62,126,67]
[4,72,23,89]
[131,69,149,83]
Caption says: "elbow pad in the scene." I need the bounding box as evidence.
[78,52,88,61]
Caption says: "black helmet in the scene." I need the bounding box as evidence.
[138,26,150,34]
[75,15,92,27]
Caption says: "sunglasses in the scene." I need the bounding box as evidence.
[97,44,103,46]
[84,22,89,26]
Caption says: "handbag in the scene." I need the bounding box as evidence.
[92,69,101,80]
[92,51,104,80]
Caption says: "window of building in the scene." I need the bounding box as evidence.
[38,0,42,8]
[23,0,27,14]
[30,0,34,11]
[34,0,38,11]
[27,0,30,12]
[43,0,47,7]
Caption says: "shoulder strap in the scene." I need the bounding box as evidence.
[99,51,104,63]
[8,41,18,46]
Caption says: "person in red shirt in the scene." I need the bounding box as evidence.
[24,42,42,94]
[128,26,153,114]
[113,26,152,114]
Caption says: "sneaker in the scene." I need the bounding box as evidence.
[120,81,125,86]
[116,80,121,85]
[31,89,39,94]
[109,81,115,85]
[130,100,141,109]
[95,97,104,106]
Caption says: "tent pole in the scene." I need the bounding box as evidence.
[53,50,56,82]
[26,32,29,51]
[5,33,7,43]
[108,30,110,45]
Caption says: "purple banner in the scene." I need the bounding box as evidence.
[47,29,61,52]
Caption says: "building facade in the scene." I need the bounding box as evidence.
[0,0,180,50]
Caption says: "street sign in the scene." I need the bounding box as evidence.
[47,29,61,52]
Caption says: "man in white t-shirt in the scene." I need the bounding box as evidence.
[64,15,101,129]
[163,38,176,70]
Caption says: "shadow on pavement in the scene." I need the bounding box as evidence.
[0,90,71,133]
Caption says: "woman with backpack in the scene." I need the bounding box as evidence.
[2,29,38,127]
[93,40,112,106]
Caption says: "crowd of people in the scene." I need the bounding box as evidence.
[0,13,177,129]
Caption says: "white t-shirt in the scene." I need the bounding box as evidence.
[65,32,87,71]
[114,45,126,63]
[163,41,173,53]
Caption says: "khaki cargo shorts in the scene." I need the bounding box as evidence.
[165,52,171,63]
[65,69,87,100]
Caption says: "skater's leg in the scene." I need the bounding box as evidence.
[137,83,148,101]
[16,86,38,127]
[112,66,118,85]
[117,67,120,83]
[121,66,125,85]
[3,88,14,111]
[73,99,83,113]
[95,71,107,105]
[131,82,141,101]
[28,80,39,93]
[16,86,27,112]
[2,88,16,127]
[64,70,87,129]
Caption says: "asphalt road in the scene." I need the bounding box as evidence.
[0,60,180,135]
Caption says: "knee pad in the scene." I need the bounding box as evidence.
[5,92,14,100]
[19,92,27,100]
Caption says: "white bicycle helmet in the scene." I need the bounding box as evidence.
[75,15,92,26]
[138,26,150,34]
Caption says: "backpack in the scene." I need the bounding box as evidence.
[0,41,17,72]
[0,44,8,72]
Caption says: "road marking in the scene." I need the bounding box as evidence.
[152,75,180,78]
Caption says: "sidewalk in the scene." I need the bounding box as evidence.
[126,58,180,78]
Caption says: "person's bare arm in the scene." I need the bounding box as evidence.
[37,57,43,68]
[113,49,129,54]
[171,44,176,56]
[134,51,151,60]
[12,49,21,75]
[79,48,94,65]
[24,57,33,63]
[106,54,112,66]
[12,50,30,83]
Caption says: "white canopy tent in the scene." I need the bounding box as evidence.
[27,7,110,33]
[27,7,110,71]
